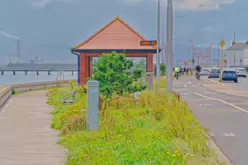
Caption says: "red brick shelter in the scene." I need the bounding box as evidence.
[71,17,158,85]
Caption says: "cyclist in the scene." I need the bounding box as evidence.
[174,66,180,80]
[195,65,202,80]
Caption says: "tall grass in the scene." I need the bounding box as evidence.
[48,85,224,165]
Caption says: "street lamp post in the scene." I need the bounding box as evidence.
[233,32,236,67]
[218,43,220,67]
[166,0,173,91]
[156,0,161,89]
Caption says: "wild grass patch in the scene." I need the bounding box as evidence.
[48,85,224,165]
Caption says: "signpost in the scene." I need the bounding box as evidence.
[219,40,225,87]
[140,40,157,46]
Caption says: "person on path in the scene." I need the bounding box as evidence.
[174,66,180,80]
[195,65,202,80]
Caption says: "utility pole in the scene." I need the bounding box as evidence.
[156,0,161,89]
[219,40,225,87]
[166,0,173,91]
[233,32,236,67]
[161,21,165,64]
[218,43,220,67]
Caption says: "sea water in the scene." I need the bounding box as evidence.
[0,71,78,86]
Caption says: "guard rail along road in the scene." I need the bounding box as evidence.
[0,80,75,109]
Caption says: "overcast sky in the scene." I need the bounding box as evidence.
[0,0,245,62]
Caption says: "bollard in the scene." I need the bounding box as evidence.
[48,71,51,75]
[1,71,3,75]
[145,72,154,90]
[13,71,16,75]
[37,71,39,75]
[72,71,74,76]
[25,71,28,75]
[87,80,100,131]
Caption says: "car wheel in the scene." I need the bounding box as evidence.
[244,76,247,78]
[234,80,238,83]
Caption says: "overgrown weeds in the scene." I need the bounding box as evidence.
[48,84,224,165]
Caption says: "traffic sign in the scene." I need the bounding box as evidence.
[220,40,225,47]
[140,40,157,46]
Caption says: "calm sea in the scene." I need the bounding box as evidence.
[0,71,78,86]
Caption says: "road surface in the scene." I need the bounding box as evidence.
[205,76,248,91]
[173,76,248,165]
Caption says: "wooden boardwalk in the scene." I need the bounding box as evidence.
[0,91,66,165]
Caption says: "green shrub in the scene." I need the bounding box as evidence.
[12,89,16,95]
[90,52,147,99]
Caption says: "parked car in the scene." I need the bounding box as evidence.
[220,70,238,83]
[235,67,246,77]
[200,68,210,76]
[208,68,220,79]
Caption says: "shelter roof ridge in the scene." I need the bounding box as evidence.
[73,16,156,50]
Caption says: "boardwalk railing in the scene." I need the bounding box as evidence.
[0,80,76,109]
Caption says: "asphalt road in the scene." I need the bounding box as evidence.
[173,76,248,165]
[205,75,248,91]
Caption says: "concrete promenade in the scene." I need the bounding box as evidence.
[0,90,66,165]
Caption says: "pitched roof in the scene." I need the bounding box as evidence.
[72,17,156,50]
[227,43,248,50]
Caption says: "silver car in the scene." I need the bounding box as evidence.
[200,68,210,76]
[236,67,246,77]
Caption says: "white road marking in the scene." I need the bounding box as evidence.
[1,97,13,113]
[194,92,248,114]
[184,81,192,88]
[180,93,189,96]
[199,103,214,106]
[224,133,235,137]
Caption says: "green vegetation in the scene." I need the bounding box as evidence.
[245,66,248,72]
[160,63,166,76]
[48,86,223,165]
[89,52,146,99]
[154,76,167,89]
[47,53,224,165]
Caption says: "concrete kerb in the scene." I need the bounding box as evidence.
[205,133,232,165]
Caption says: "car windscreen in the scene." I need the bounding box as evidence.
[223,71,236,75]
[203,69,209,72]
[211,69,220,73]
[238,69,245,72]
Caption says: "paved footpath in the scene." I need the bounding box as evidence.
[0,91,66,165]
[173,77,248,165]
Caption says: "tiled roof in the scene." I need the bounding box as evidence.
[73,17,156,50]
[227,43,248,50]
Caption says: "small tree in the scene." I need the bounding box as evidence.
[91,52,147,99]
[135,59,146,75]
[245,66,248,72]
[160,63,166,76]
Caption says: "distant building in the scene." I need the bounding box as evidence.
[226,41,248,67]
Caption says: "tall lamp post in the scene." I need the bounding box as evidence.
[233,32,236,67]
[166,0,173,91]
[156,0,161,89]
